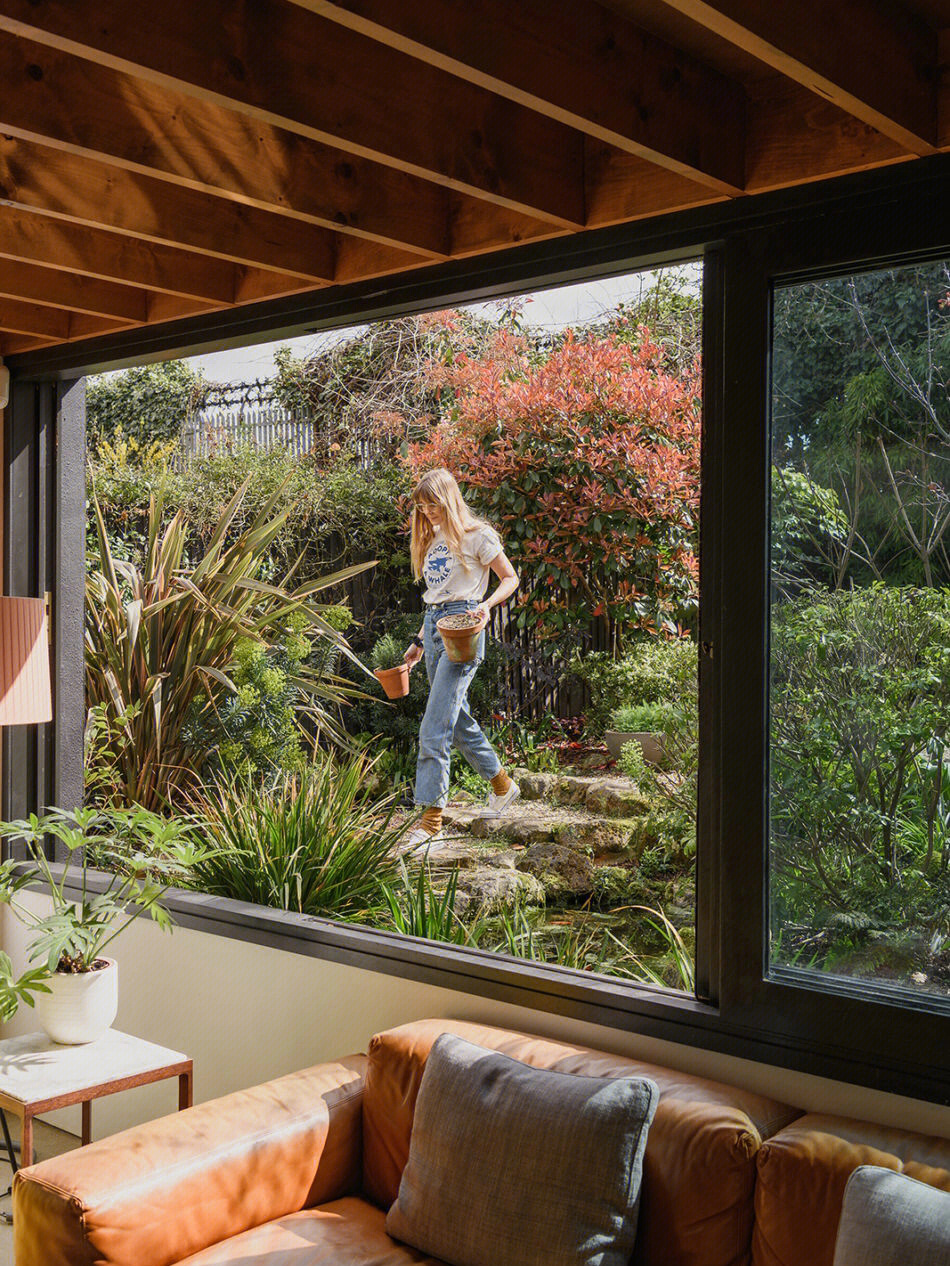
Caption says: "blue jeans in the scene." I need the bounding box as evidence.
[414,599,502,808]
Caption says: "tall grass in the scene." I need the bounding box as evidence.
[378,861,484,946]
[186,755,406,919]
[490,900,695,990]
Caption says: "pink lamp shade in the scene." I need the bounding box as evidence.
[0,596,52,725]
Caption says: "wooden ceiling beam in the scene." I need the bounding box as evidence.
[299,0,745,194]
[0,0,586,228]
[0,30,588,273]
[0,298,71,339]
[585,143,724,228]
[0,30,452,261]
[745,79,910,191]
[0,137,338,282]
[588,78,915,224]
[0,334,56,355]
[660,0,937,155]
[67,312,136,340]
[0,206,242,303]
[0,257,149,321]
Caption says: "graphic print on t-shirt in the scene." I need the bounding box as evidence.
[424,540,453,590]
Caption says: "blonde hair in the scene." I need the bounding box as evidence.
[410,468,485,580]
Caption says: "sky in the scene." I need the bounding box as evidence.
[184,265,699,385]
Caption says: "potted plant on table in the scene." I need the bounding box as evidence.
[605,702,674,767]
[371,633,412,699]
[0,807,210,1044]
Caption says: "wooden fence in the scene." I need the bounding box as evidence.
[179,404,382,468]
[484,604,593,721]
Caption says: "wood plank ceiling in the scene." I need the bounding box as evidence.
[0,0,944,355]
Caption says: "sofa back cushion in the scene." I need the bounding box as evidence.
[752,1113,950,1266]
[833,1166,950,1266]
[363,1018,800,1266]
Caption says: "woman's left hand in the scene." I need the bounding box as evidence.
[474,603,490,623]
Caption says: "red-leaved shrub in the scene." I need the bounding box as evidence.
[396,322,700,650]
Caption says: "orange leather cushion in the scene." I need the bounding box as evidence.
[362,1018,801,1266]
[752,1113,950,1266]
[176,1196,447,1265]
[13,1057,366,1266]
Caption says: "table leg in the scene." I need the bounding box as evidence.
[0,1110,18,1174]
[179,1070,193,1110]
[81,1100,92,1147]
[20,1114,32,1169]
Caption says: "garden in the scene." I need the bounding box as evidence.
[68,275,703,991]
[8,257,948,1013]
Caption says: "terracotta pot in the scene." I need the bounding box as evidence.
[35,958,118,1045]
[374,663,410,699]
[436,610,488,664]
[605,730,667,767]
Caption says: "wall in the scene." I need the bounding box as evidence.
[3,892,949,1146]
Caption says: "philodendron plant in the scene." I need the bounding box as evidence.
[0,806,211,1020]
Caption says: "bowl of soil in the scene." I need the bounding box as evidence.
[436,609,488,663]
[371,633,411,699]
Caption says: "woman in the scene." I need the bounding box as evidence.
[403,468,521,853]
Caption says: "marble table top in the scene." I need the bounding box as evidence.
[0,1030,189,1106]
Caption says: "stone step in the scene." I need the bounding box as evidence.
[453,868,545,918]
[443,798,647,858]
[513,768,651,818]
[415,838,519,871]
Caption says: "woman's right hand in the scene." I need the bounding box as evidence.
[405,643,424,669]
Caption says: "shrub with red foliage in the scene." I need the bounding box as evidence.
[404,325,701,650]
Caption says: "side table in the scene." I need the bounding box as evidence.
[0,1029,192,1172]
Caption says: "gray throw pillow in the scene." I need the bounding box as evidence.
[833,1165,950,1266]
[385,1033,659,1266]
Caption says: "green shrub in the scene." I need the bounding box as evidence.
[609,701,676,733]
[186,612,317,779]
[484,716,560,773]
[771,585,950,971]
[618,740,648,784]
[89,446,414,629]
[87,361,204,449]
[309,603,355,680]
[376,861,482,945]
[771,465,849,597]
[187,755,407,918]
[571,639,696,735]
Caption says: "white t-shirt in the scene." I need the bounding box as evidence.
[422,523,503,605]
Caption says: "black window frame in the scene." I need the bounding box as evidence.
[718,190,950,1104]
[5,155,950,1106]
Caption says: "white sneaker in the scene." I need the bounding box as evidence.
[477,781,521,819]
[404,827,449,855]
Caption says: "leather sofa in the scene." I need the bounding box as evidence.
[13,1017,950,1266]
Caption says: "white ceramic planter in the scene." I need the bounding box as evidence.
[35,958,118,1045]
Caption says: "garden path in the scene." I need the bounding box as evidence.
[403,768,692,923]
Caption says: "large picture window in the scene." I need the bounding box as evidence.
[770,262,950,1005]
[80,267,701,995]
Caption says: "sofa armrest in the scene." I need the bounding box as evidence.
[13,1054,366,1266]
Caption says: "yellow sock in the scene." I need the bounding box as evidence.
[419,806,443,835]
[490,770,512,796]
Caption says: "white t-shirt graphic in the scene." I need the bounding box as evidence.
[422,523,503,605]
